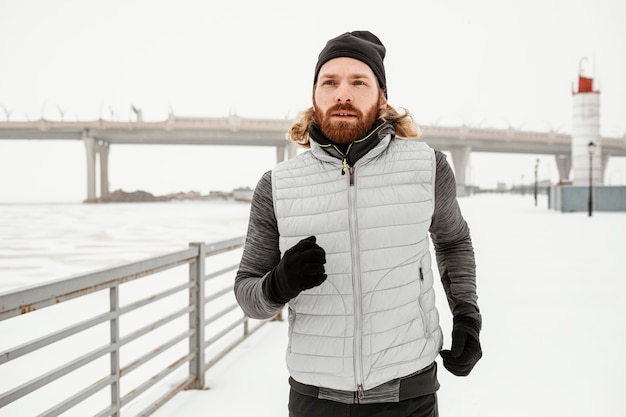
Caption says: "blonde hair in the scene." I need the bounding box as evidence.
[287,95,421,148]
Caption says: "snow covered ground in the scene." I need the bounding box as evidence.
[1,194,625,416]
[153,194,626,417]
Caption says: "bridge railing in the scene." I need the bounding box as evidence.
[0,236,266,417]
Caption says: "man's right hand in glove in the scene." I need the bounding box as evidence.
[262,236,327,304]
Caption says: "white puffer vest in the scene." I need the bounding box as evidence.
[272,134,442,392]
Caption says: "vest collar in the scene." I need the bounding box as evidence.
[309,121,395,169]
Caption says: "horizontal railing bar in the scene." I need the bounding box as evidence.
[118,280,193,316]
[120,351,192,408]
[0,247,199,321]
[120,329,194,377]
[203,286,232,304]
[1,283,194,366]
[119,305,193,349]
[204,316,246,349]
[202,237,245,258]
[0,342,115,408]
[36,375,116,417]
[136,376,196,417]
[204,263,239,281]
[204,302,239,327]
[0,310,115,365]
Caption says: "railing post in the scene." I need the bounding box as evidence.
[110,284,121,417]
[188,242,206,389]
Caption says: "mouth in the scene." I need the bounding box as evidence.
[331,112,357,119]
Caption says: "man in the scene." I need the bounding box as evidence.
[235,31,481,417]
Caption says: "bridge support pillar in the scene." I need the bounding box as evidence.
[276,145,285,163]
[83,132,98,202]
[287,142,298,160]
[98,140,110,200]
[276,143,298,163]
[83,131,110,202]
[450,146,471,196]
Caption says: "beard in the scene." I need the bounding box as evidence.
[314,102,379,145]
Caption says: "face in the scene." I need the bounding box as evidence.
[313,57,387,144]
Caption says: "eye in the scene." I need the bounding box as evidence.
[353,80,366,86]
[321,79,336,86]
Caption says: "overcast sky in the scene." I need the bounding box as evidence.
[1,0,625,202]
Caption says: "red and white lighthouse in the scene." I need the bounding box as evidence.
[571,58,602,186]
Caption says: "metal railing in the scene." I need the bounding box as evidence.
[0,236,266,417]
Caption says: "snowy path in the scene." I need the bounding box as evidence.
[152,318,291,416]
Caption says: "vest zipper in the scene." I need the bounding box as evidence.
[335,143,353,180]
[356,385,365,403]
[418,266,428,334]
[348,166,364,399]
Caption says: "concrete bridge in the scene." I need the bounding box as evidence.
[1,114,625,201]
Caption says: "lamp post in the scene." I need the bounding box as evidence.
[534,159,539,207]
[588,141,596,217]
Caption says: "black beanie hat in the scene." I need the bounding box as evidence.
[314,31,387,95]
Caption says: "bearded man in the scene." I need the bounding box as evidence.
[235,31,482,417]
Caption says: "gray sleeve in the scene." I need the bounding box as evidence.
[430,150,480,317]
[234,171,284,319]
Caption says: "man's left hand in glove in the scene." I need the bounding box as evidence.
[440,314,482,376]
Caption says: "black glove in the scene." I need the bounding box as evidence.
[262,236,327,304]
[440,314,482,376]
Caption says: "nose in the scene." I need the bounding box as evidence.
[335,84,353,103]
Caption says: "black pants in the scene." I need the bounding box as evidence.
[288,389,439,417]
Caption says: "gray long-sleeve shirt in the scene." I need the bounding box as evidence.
[234,149,479,320]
